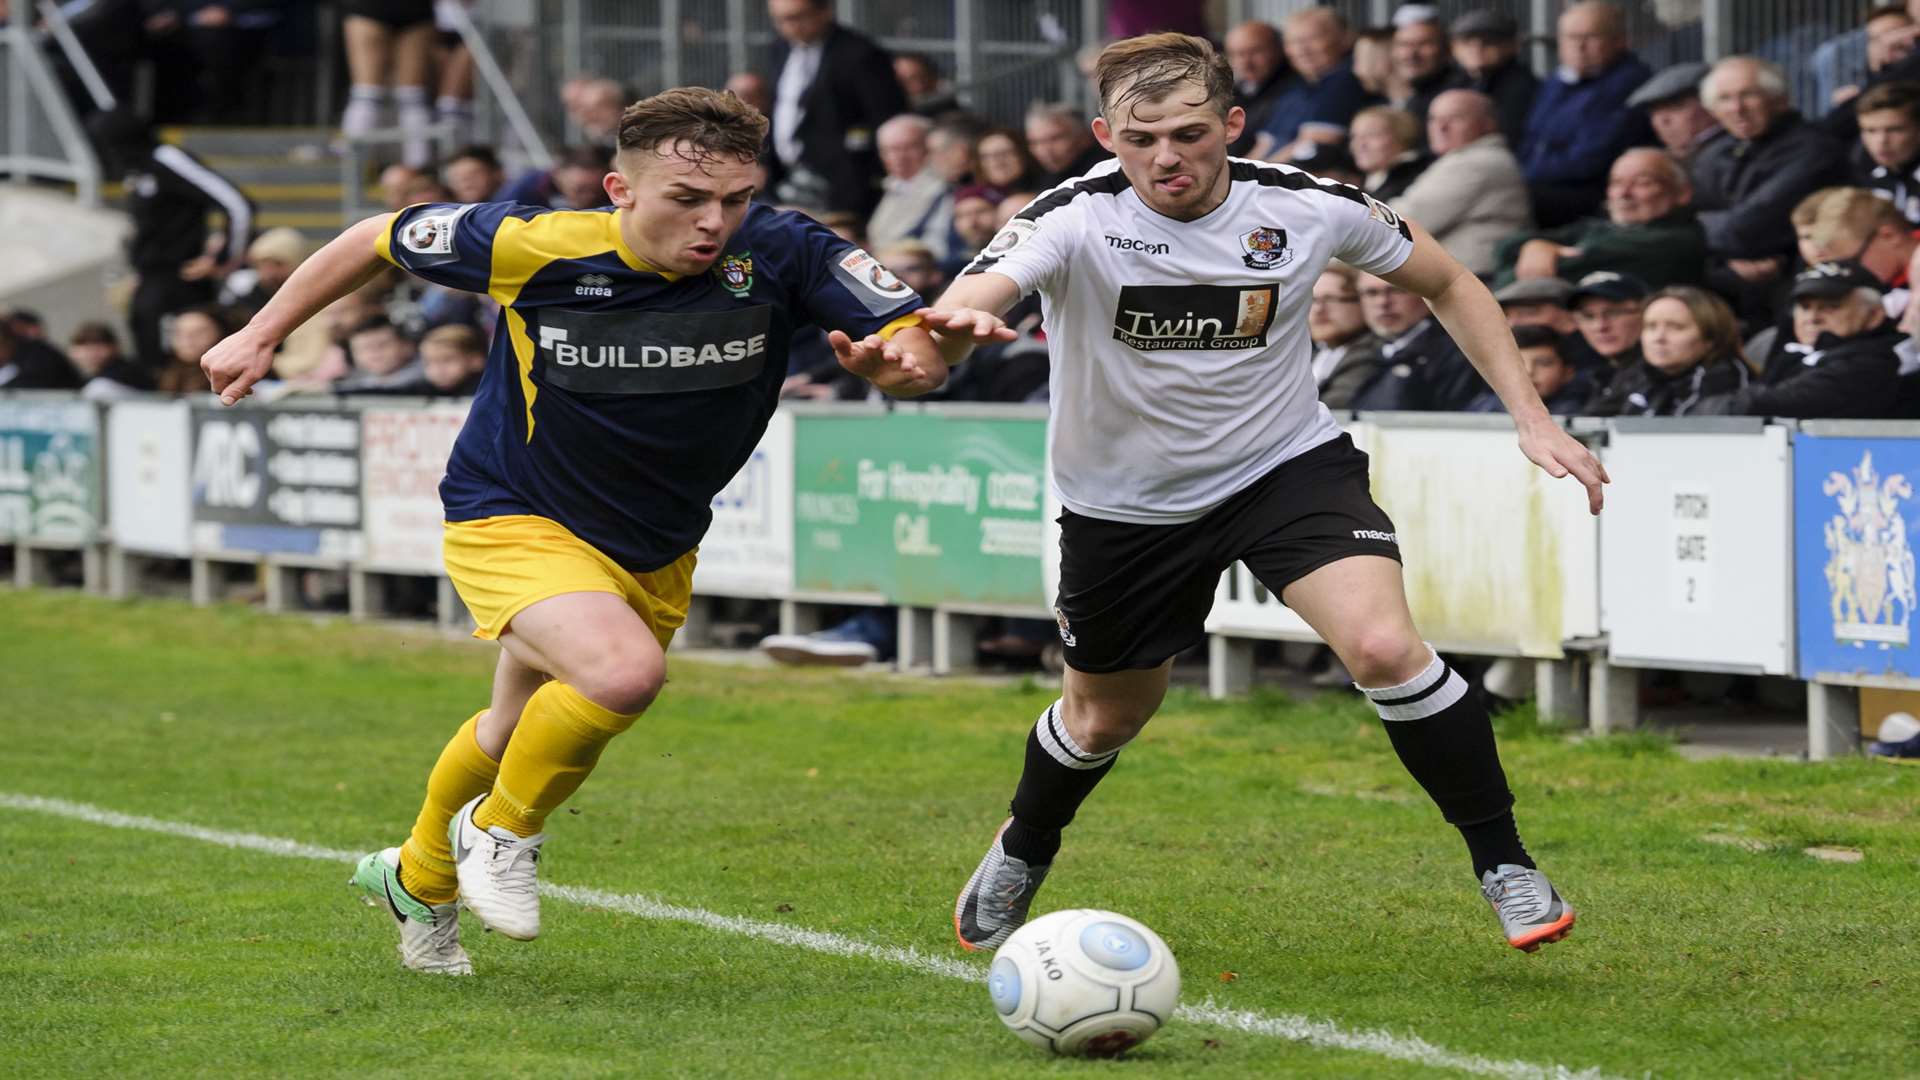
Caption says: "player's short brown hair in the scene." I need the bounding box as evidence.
[1092,33,1234,120]
[1856,79,1920,122]
[616,87,769,168]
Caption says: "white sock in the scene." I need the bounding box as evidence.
[1357,646,1469,722]
[1033,700,1119,770]
[394,85,433,168]
[342,84,387,139]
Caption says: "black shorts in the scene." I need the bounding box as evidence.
[342,0,436,29]
[1052,434,1400,674]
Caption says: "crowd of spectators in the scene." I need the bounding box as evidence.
[15,0,1920,430]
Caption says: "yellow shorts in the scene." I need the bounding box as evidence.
[442,514,696,647]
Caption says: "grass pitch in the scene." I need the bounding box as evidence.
[1,589,1916,1078]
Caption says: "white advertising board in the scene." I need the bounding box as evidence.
[693,408,794,597]
[360,403,468,574]
[1601,423,1794,674]
[1206,422,1601,658]
[106,399,192,556]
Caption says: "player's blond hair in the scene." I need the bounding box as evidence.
[616,87,769,169]
[1092,33,1234,120]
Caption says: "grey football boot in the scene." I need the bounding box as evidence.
[1480,863,1576,952]
[954,819,1052,952]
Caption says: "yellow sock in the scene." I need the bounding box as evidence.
[473,682,638,837]
[398,712,499,904]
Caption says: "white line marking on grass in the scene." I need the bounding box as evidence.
[3,792,1619,1080]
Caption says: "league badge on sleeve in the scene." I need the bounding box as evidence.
[1238,226,1293,270]
[397,205,472,264]
[715,251,754,298]
[830,247,918,315]
[985,218,1036,257]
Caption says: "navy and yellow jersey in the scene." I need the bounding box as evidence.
[375,201,924,572]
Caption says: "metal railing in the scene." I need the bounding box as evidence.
[0,8,101,205]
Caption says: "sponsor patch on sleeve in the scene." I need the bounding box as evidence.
[829,247,918,315]
[396,205,473,264]
[984,218,1035,257]
[1362,192,1410,239]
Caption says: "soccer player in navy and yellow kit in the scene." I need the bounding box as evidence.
[202,87,1013,974]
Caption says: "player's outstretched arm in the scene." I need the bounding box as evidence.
[829,308,1016,400]
[201,213,396,405]
[928,271,1025,367]
[1382,219,1611,515]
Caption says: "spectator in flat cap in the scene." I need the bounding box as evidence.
[1568,269,1649,387]
[1516,1,1652,228]
[1695,261,1908,418]
[1495,276,1607,376]
[1852,81,1920,225]
[1627,61,1726,166]
[1390,89,1531,276]
[1451,10,1537,147]
[1493,147,1706,291]
[1586,286,1750,417]
[1693,57,1850,300]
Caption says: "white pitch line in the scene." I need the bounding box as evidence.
[2,792,1618,1080]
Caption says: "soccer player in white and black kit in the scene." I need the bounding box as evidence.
[932,34,1608,954]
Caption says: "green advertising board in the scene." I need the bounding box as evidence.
[792,408,1047,608]
[0,397,101,544]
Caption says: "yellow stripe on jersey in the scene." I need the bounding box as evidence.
[372,213,396,265]
[485,209,677,440]
[501,305,541,442]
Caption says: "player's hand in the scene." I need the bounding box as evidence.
[917,306,1017,345]
[828,329,947,397]
[202,327,279,406]
[1517,415,1609,515]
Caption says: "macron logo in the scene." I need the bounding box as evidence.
[1352,529,1397,543]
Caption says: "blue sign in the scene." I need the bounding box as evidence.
[1795,435,1920,683]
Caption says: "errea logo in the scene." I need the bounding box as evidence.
[576,273,614,298]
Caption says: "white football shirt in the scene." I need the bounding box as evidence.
[964,157,1414,524]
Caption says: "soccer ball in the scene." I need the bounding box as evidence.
[986,909,1180,1056]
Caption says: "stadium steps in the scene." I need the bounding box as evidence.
[144,126,371,243]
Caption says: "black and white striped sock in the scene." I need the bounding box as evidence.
[1004,701,1121,864]
[1361,648,1531,876]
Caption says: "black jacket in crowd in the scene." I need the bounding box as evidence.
[1468,59,1540,149]
[1852,145,1920,227]
[1690,112,1849,261]
[1693,323,1905,418]
[1228,67,1294,158]
[1584,356,1750,417]
[1348,319,1486,411]
[0,338,82,391]
[768,24,909,216]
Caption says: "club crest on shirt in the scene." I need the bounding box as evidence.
[1238,225,1293,270]
[715,251,754,297]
